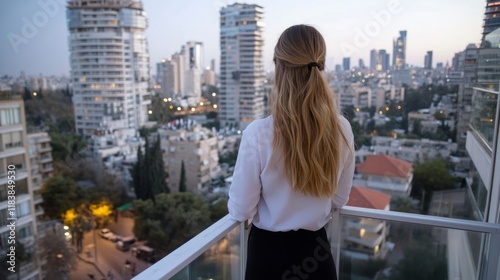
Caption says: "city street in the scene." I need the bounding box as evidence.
[71,216,153,280]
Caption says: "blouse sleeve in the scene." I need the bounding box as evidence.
[332,117,355,208]
[227,125,262,222]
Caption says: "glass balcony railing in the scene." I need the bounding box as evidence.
[469,87,499,150]
[134,206,500,280]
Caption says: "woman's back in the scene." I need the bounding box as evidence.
[228,114,354,231]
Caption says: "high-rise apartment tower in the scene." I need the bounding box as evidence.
[392,30,407,70]
[219,3,266,130]
[67,0,152,136]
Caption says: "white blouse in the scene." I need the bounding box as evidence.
[228,115,355,231]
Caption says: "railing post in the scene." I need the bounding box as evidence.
[239,221,249,279]
[484,233,500,280]
[329,209,342,278]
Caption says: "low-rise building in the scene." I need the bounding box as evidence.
[364,136,458,164]
[343,186,391,259]
[354,154,413,196]
[159,123,220,193]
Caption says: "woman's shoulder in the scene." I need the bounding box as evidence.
[337,114,352,130]
[337,114,354,141]
[245,116,273,133]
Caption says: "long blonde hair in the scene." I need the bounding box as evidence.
[272,25,350,198]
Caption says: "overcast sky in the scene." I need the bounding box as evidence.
[0,0,485,77]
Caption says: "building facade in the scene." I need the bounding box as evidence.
[0,97,40,279]
[219,3,266,130]
[354,154,413,197]
[343,57,351,71]
[343,186,391,259]
[392,30,407,70]
[159,124,220,193]
[424,50,433,69]
[370,49,390,72]
[67,0,152,136]
[456,44,479,153]
[27,132,53,221]
[482,0,500,43]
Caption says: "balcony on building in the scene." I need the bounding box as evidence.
[135,86,500,280]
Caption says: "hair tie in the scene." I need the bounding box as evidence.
[307,62,321,70]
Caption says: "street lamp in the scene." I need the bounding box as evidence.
[80,207,98,264]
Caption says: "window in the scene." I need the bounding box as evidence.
[2,131,23,149]
[0,108,21,126]
[18,224,33,239]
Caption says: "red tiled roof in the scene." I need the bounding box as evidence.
[356,155,412,178]
[347,186,391,210]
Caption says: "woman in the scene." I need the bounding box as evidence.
[228,24,355,279]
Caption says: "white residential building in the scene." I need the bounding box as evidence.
[354,154,413,196]
[0,97,41,279]
[67,0,152,136]
[343,186,391,259]
[219,3,266,130]
[27,132,54,220]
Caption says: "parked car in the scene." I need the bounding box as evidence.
[109,234,122,243]
[99,228,113,240]
[116,236,136,251]
[132,245,157,263]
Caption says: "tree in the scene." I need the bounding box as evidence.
[63,207,92,253]
[209,198,228,223]
[149,94,174,124]
[412,120,422,135]
[342,105,356,123]
[389,246,447,280]
[412,159,454,192]
[411,159,455,212]
[133,145,148,200]
[179,161,186,192]
[133,193,210,253]
[40,175,83,219]
[391,196,419,214]
[38,225,77,280]
[89,199,113,228]
[150,135,169,195]
[133,136,169,201]
[49,133,87,162]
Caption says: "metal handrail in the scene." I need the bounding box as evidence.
[133,215,240,280]
[340,206,500,233]
[134,206,500,280]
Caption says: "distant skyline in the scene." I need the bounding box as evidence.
[0,0,485,76]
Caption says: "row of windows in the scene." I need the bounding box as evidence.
[0,223,33,250]
[1,129,22,146]
[0,108,21,127]
[0,179,28,202]
[0,200,31,227]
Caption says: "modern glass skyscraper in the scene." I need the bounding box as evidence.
[67,0,151,136]
[370,49,390,71]
[482,0,500,43]
[424,50,433,69]
[392,30,407,70]
[219,3,265,130]
[343,57,350,71]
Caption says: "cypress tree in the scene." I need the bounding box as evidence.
[151,134,169,195]
[179,160,186,192]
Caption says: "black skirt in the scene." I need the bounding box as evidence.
[245,225,337,280]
